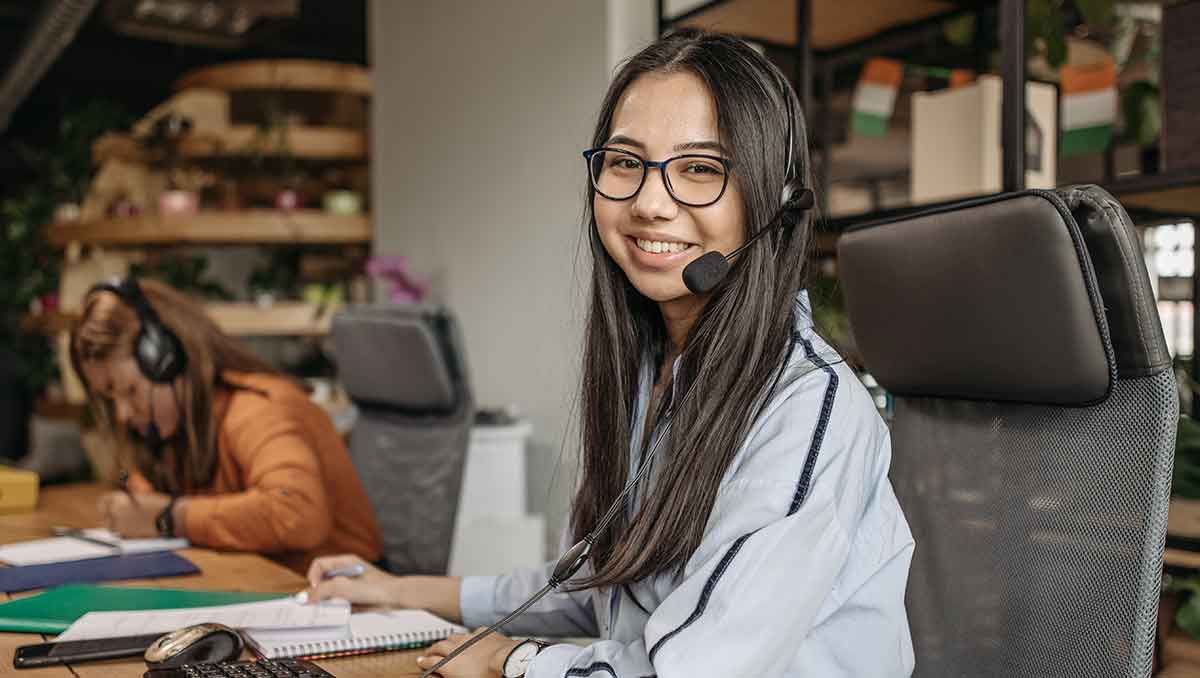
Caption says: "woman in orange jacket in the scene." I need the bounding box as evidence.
[70,277,382,574]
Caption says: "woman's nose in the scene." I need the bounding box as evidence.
[631,168,678,221]
[113,398,133,427]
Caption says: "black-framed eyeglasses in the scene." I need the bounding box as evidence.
[582,147,733,208]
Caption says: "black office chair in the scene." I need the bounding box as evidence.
[838,185,1177,678]
[332,305,474,575]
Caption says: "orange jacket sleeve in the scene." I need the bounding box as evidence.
[181,406,333,553]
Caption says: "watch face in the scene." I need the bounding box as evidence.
[503,641,542,677]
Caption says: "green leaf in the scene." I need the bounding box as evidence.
[943,14,977,47]
[1181,595,1200,640]
[1075,0,1114,29]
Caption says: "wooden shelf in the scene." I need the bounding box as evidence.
[47,210,370,246]
[19,311,76,335]
[1107,169,1200,219]
[669,0,953,50]
[1166,633,1200,669]
[820,168,1200,234]
[93,127,367,162]
[178,125,367,160]
[175,59,371,96]
[1158,662,1200,678]
[205,302,340,337]
[23,302,341,338]
[1165,548,1200,570]
[1171,499,1200,540]
[33,397,86,421]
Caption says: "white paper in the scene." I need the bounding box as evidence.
[245,609,465,658]
[0,538,114,566]
[56,598,351,642]
[0,529,189,566]
[82,528,189,554]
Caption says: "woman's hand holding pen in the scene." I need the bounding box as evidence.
[303,554,464,624]
[303,555,405,607]
[97,490,171,537]
[98,472,177,538]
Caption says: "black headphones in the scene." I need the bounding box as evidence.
[680,78,815,295]
[777,74,812,222]
[87,277,188,383]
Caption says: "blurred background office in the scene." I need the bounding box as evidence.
[3,0,1200,673]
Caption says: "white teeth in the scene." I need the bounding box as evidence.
[636,238,690,254]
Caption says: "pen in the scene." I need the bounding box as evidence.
[323,564,366,579]
[51,526,120,550]
[118,470,141,509]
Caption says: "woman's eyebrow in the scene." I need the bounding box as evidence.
[606,134,644,149]
[605,136,729,156]
[674,140,728,154]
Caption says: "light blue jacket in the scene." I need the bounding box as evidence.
[461,295,915,677]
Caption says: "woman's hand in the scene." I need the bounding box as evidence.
[415,629,521,678]
[98,491,172,538]
[304,555,403,607]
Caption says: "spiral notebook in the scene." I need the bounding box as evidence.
[244,609,465,660]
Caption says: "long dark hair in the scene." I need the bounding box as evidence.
[571,29,817,588]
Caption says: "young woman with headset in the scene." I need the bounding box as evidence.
[304,30,914,677]
[70,278,382,574]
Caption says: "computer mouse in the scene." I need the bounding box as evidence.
[144,623,244,669]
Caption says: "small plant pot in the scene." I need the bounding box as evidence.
[322,190,362,215]
[159,189,199,217]
[53,203,81,223]
[254,290,277,308]
[275,189,304,211]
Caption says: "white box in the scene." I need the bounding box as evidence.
[449,420,546,575]
[911,75,1057,204]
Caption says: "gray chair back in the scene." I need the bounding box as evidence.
[838,185,1177,678]
[333,305,473,575]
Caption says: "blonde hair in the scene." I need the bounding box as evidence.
[70,279,280,493]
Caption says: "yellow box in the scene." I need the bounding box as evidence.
[0,467,39,513]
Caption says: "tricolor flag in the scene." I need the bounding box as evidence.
[852,58,904,137]
[1060,58,1117,157]
[949,69,975,89]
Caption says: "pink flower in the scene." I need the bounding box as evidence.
[366,255,428,303]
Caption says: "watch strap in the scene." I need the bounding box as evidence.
[155,496,178,538]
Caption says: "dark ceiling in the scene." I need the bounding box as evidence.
[0,0,366,189]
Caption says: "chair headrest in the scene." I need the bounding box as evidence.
[838,189,1129,406]
[332,305,465,414]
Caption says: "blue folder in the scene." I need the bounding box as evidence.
[0,551,199,593]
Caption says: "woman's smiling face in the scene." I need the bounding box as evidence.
[593,70,746,304]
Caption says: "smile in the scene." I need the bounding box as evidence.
[633,238,696,254]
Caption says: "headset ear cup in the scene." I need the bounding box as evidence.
[137,322,186,383]
[780,181,794,205]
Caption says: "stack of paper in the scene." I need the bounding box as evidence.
[0,529,188,566]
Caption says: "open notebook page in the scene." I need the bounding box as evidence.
[56,598,351,641]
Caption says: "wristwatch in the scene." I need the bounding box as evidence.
[502,639,550,678]
[155,496,178,538]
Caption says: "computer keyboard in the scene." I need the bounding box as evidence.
[144,659,335,678]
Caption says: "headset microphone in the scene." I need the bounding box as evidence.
[681,187,815,295]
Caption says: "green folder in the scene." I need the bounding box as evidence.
[0,584,286,634]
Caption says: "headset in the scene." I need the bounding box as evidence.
[87,277,187,384]
[681,75,815,295]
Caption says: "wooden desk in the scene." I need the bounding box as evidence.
[0,484,426,678]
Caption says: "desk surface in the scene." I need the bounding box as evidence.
[0,484,426,678]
